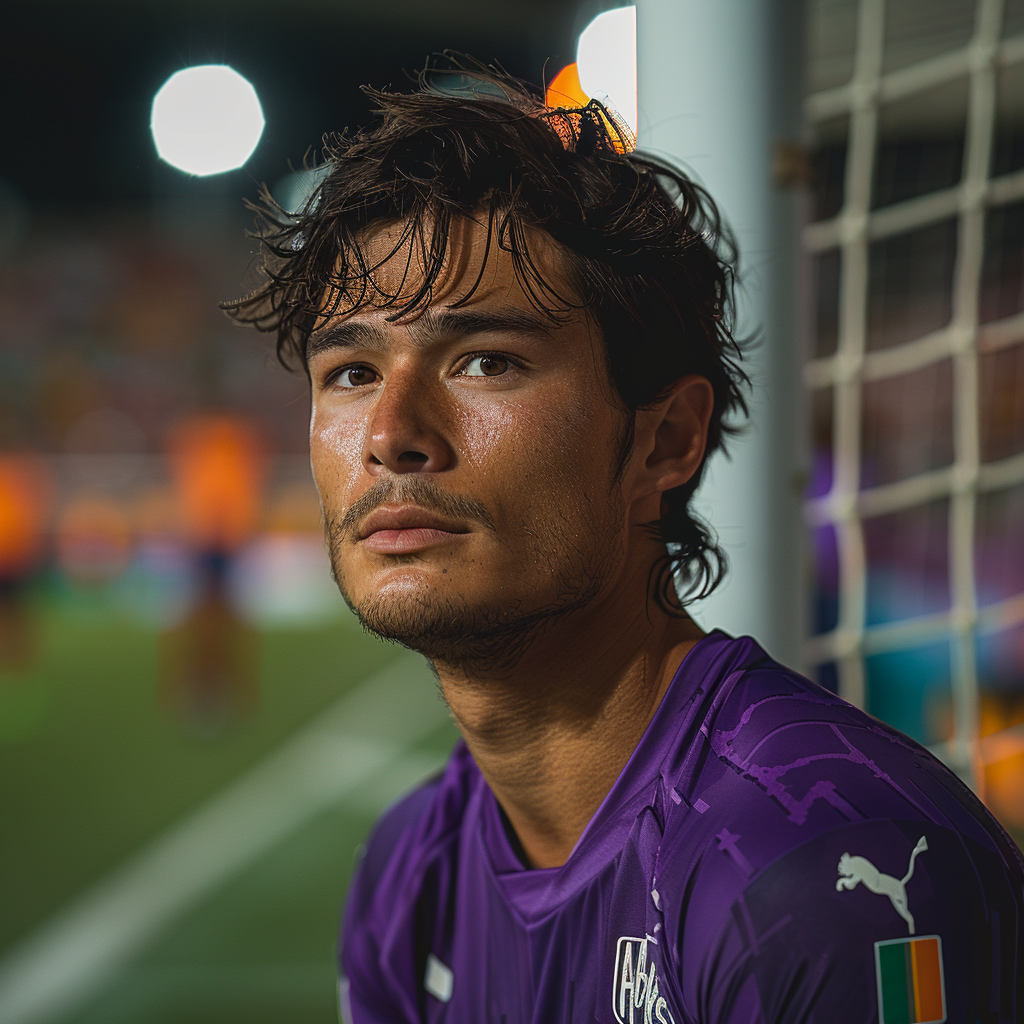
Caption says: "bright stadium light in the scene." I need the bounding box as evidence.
[576,5,637,136]
[150,65,265,177]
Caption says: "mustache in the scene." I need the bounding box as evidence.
[334,476,496,540]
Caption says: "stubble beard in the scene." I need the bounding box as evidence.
[323,481,626,677]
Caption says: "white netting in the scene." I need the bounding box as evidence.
[803,0,1024,786]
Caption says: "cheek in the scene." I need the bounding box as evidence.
[459,392,612,505]
[457,400,524,469]
[309,406,366,505]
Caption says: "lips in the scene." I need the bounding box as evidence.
[357,505,470,554]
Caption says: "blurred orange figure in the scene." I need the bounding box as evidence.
[167,415,266,554]
[0,456,52,670]
[162,415,266,730]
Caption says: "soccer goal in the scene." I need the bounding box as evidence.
[803,0,1024,813]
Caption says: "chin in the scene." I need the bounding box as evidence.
[342,578,599,674]
[331,528,621,672]
[350,586,520,661]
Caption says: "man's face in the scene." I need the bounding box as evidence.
[307,216,642,668]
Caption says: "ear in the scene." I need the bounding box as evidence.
[633,375,714,511]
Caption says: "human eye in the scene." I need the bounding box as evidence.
[457,352,518,378]
[330,364,379,389]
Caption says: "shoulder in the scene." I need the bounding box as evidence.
[339,741,477,1021]
[666,632,1021,861]
[344,771,447,927]
[344,740,476,929]
[687,816,1023,1023]
[655,634,1024,1022]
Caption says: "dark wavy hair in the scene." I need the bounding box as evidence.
[223,57,749,612]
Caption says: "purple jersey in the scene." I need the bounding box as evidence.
[339,631,1024,1023]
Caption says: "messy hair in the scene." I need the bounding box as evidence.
[223,57,749,611]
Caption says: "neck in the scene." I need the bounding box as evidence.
[432,557,704,869]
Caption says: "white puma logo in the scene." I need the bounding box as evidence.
[836,836,928,934]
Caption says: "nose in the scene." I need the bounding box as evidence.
[363,371,455,475]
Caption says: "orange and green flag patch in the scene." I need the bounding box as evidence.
[874,935,946,1024]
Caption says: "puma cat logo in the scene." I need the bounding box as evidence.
[836,836,928,934]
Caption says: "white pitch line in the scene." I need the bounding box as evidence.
[0,652,450,1024]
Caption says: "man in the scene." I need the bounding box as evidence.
[226,63,1023,1024]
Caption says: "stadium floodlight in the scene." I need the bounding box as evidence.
[575,5,637,136]
[150,65,265,177]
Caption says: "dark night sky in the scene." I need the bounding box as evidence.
[3,0,586,209]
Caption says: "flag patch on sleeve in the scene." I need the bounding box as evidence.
[874,935,946,1024]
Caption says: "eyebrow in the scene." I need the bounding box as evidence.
[305,306,555,362]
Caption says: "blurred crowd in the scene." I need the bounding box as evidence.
[0,210,342,735]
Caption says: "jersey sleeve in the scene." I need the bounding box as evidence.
[692,818,1023,1024]
[339,779,443,1024]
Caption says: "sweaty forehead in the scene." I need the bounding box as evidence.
[316,213,579,326]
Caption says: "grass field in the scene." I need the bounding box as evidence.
[0,591,459,1024]
[55,730,458,1024]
